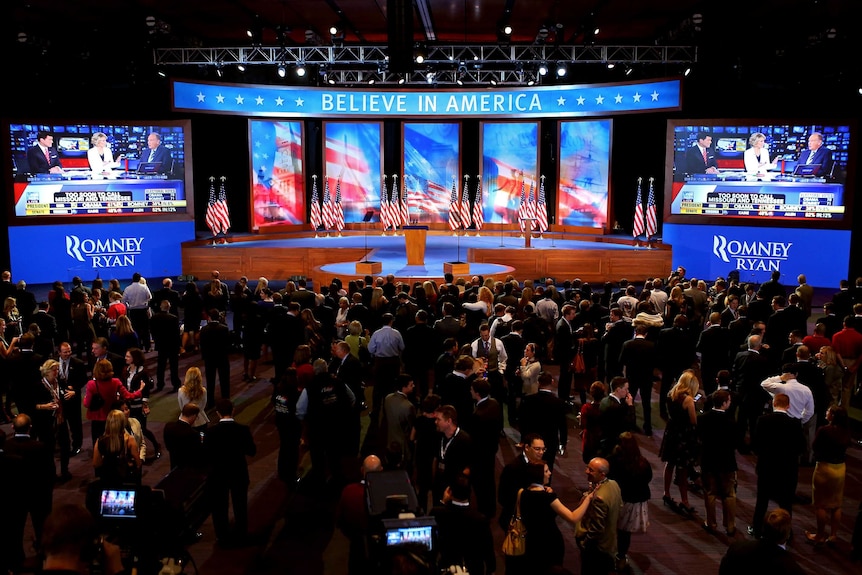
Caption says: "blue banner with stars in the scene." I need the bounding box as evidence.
[172,78,681,118]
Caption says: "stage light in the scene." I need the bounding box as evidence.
[157,68,166,78]
[415,54,425,64]
[538,63,548,76]
[556,62,568,77]
[296,64,306,77]
[684,67,692,76]
[277,64,286,78]
[216,65,223,78]
[607,63,615,69]
[503,25,513,35]
[237,63,246,72]
[329,25,339,35]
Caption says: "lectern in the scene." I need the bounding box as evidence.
[403,225,428,265]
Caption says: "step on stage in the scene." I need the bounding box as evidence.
[181,227,672,286]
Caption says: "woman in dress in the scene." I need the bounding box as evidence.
[580,381,606,464]
[609,431,653,570]
[817,345,845,407]
[203,279,228,314]
[806,405,852,544]
[2,297,22,339]
[516,342,542,396]
[178,367,209,432]
[87,131,125,174]
[92,409,141,486]
[115,399,146,462]
[180,281,204,353]
[84,359,144,445]
[292,344,315,391]
[335,296,351,340]
[508,462,594,575]
[572,323,601,406]
[301,308,326,359]
[665,285,687,327]
[122,348,160,460]
[70,291,96,360]
[108,315,139,357]
[659,369,700,515]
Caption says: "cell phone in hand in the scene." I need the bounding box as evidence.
[694,393,703,401]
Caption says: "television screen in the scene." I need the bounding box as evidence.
[6,120,193,223]
[249,120,306,229]
[99,489,138,519]
[323,121,382,224]
[665,120,853,227]
[557,119,611,229]
[381,517,436,552]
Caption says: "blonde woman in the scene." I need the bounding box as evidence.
[464,286,494,318]
[178,367,209,430]
[93,409,141,486]
[2,297,22,339]
[817,346,845,406]
[517,342,543,396]
[659,369,700,514]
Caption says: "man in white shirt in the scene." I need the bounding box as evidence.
[760,363,816,464]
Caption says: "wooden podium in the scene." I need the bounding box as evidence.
[404,225,428,265]
[519,218,537,248]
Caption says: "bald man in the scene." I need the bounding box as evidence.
[336,455,383,574]
[575,457,623,574]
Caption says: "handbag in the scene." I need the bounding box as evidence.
[570,341,586,374]
[88,383,105,411]
[502,488,527,556]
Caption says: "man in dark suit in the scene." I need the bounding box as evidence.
[433,302,462,347]
[402,310,437,398]
[7,333,44,420]
[150,299,182,391]
[203,399,256,547]
[265,298,303,386]
[500,320,527,425]
[430,473,496,575]
[656,314,697,419]
[619,323,657,435]
[330,340,365,456]
[151,277,181,317]
[720,508,805,575]
[13,280,38,325]
[727,306,753,351]
[5,414,56,571]
[697,312,734,395]
[163,403,206,470]
[200,309,232,409]
[684,131,719,175]
[142,132,173,174]
[89,337,124,379]
[554,303,577,403]
[30,301,57,357]
[599,376,636,456]
[797,131,833,176]
[465,378,502,519]
[601,308,630,382]
[289,278,317,310]
[431,404,473,505]
[57,342,88,454]
[731,334,772,453]
[497,432,546,531]
[749,393,804,537]
[0,270,15,303]
[26,130,63,174]
[698,389,739,535]
[518,372,568,472]
[831,281,853,323]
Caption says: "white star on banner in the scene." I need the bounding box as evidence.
[633,92,642,102]
[255,96,264,105]
[196,92,206,102]
[275,96,284,106]
[557,96,566,106]
[295,97,305,107]
[614,94,623,103]
[216,94,225,103]
[235,95,245,104]
[595,95,604,104]
[651,91,659,101]
[576,96,586,105]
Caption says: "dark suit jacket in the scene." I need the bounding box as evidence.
[698,409,738,473]
[684,144,718,174]
[199,321,231,363]
[466,397,503,459]
[151,287,181,316]
[143,145,173,174]
[438,373,476,428]
[30,311,58,356]
[497,454,531,529]
[3,435,55,497]
[720,539,806,575]
[619,337,656,387]
[430,502,496,575]
[518,390,567,451]
[697,325,734,383]
[90,351,125,380]
[150,311,181,351]
[433,315,462,345]
[599,395,635,451]
[14,288,38,323]
[553,317,575,363]
[164,419,206,470]
[602,320,631,378]
[333,353,365,400]
[753,411,804,482]
[26,144,62,173]
[656,325,697,381]
[500,332,527,381]
[58,355,88,411]
[203,420,256,485]
[7,349,45,417]
[798,147,833,175]
[731,350,772,401]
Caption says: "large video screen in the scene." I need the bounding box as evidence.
[666,120,853,227]
[402,122,461,224]
[324,122,382,223]
[557,119,611,229]
[6,120,192,222]
[249,120,305,229]
[480,122,539,224]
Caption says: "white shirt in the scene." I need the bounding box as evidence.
[760,376,815,423]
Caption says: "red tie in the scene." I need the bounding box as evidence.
[701,148,707,164]
[44,148,51,165]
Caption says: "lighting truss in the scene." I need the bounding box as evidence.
[154,44,697,85]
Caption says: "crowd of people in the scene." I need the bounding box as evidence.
[1,266,861,574]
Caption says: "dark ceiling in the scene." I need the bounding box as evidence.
[5,0,857,115]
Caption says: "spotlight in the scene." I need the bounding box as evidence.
[556,62,568,77]
[527,76,535,86]
[538,63,548,76]
[157,69,166,78]
[17,31,28,43]
[489,78,497,86]
[329,25,339,35]
[684,67,692,76]
[426,71,435,84]
[398,75,406,85]
[607,63,615,69]
[237,63,246,72]
[328,76,336,85]
[296,64,306,77]
[625,66,633,76]
[415,54,425,64]
[277,64,286,78]
[503,25,513,35]
[216,65,223,78]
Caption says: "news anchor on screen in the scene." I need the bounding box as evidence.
[743,132,777,175]
[26,130,63,174]
[142,132,173,174]
[87,131,125,174]
[797,131,833,175]
[684,131,719,175]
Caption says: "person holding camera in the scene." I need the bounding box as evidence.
[40,503,125,575]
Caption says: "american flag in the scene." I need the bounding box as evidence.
[645,177,658,238]
[391,176,402,228]
[526,179,537,230]
[448,178,460,231]
[459,175,471,229]
[400,175,410,226]
[380,176,391,230]
[517,176,528,233]
[205,177,231,236]
[322,177,334,230]
[309,175,322,231]
[536,175,549,232]
[632,177,645,238]
[472,175,484,231]
[333,176,345,231]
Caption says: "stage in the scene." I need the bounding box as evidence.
[181,226,672,286]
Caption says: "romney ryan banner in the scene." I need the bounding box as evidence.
[172,78,681,118]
